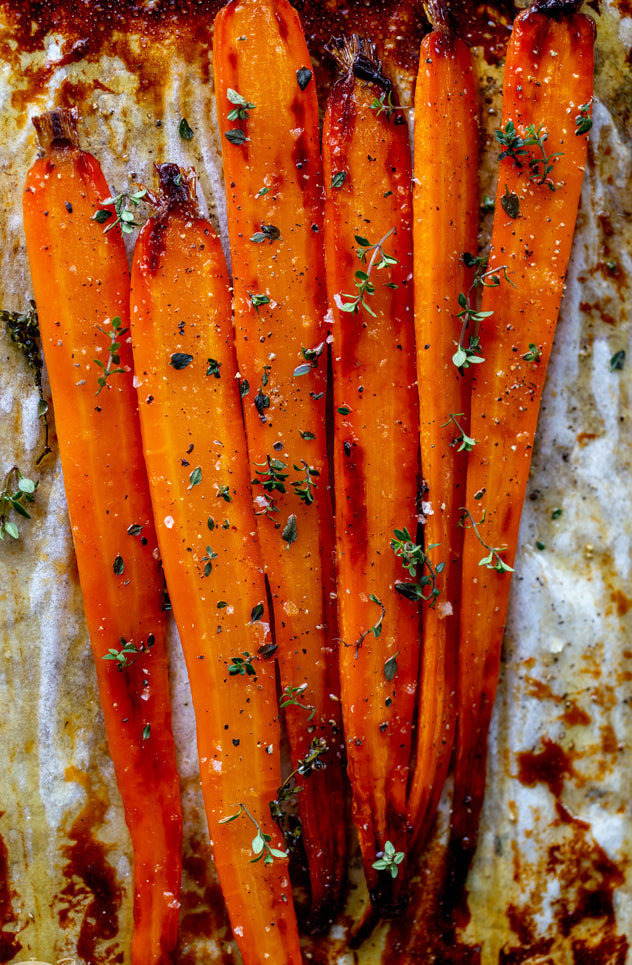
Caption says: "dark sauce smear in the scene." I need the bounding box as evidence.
[58,797,123,965]
[0,820,22,964]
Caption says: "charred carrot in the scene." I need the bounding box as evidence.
[408,3,479,855]
[129,164,302,965]
[322,36,419,915]
[22,109,182,965]
[213,0,346,929]
[448,0,595,895]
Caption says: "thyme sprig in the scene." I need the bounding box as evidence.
[339,229,398,317]
[291,459,319,505]
[102,633,155,670]
[228,652,257,676]
[452,254,513,370]
[369,90,412,123]
[93,188,148,234]
[227,88,256,120]
[0,467,37,541]
[575,100,593,136]
[2,301,51,463]
[293,341,325,377]
[495,120,563,190]
[372,840,405,878]
[391,527,445,607]
[458,507,514,573]
[280,682,316,722]
[441,412,476,452]
[94,316,128,394]
[218,803,287,866]
[269,737,329,846]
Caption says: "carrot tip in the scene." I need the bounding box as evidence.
[32,107,78,152]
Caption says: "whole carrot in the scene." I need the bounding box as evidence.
[322,36,419,915]
[22,109,182,965]
[448,0,595,896]
[409,2,479,855]
[129,163,303,965]
[213,0,346,930]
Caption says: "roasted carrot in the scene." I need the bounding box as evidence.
[129,163,303,965]
[213,0,346,929]
[322,36,419,915]
[448,0,595,895]
[22,109,182,965]
[408,3,479,856]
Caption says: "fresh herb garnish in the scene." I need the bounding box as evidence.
[189,466,202,489]
[610,350,626,371]
[206,358,222,378]
[293,341,325,377]
[0,467,37,541]
[2,301,51,463]
[250,223,281,244]
[372,840,405,878]
[452,254,514,371]
[103,637,144,670]
[458,507,514,573]
[391,527,445,607]
[249,292,270,314]
[179,117,194,140]
[93,188,147,234]
[113,555,125,575]
[291,459,319,505]
[225,129,248,146]
[350,594,385,657]
[495,120,563,190]
[201,545,218,577]
[369,90,411,122]
[228,652,256,676]
[522,343,542,363]
[226,88,256,120]
[94,316,128,394]
[282,514,298,544]
[217,484,232,502]
[339,229,398,317]
[219,803,287,866]
[331,171,347,189]
[441,412,476,452]
[170,352,194,369]
[384,651,400,682]
[296,67,313,91]
[575,100,593,136]
[280,682,316,722]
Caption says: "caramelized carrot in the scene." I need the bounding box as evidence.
[322,36,419,915]
[129,164,303,965]
[409,4,479,855]
[213,0,346,929]
[22,109,182,965]
[448,1,595,895]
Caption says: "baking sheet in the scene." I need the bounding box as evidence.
[0,0,631,962]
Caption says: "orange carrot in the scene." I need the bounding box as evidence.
[129,163,303,965]
[22,109,182,965]
[409,4,479,855]
[322,36,419,915]
[213,0,346,930]
[448,0,595,896]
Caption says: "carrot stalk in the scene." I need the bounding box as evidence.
[129,164,303,965]
[213,0,346,930]
[448,0,595,896]
[22,109,182,965]
[322,36,419,915]
[409,4,479,855]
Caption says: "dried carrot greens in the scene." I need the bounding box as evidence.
[213,0,346,929]
[22,109,182,965]
[409,3,479,855]
[323,36,419,915]
[449,0,595,895]
[129,163,303,965]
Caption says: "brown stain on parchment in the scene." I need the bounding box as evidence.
[56,778,123,965]
[0,816,22,964]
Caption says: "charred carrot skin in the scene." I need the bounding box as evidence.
[322,37,419,915]
[213,0,346,929]
[449,2,595,894]
[129,164,303,965]
[409,15,479,855]
[22,110,182,965]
